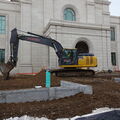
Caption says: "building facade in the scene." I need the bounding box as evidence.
[0,0,120,74]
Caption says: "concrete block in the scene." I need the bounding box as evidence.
[5,88,49,103]
[0,81,93,103]
[61,81,93,94]
[55,87,79,99]
[61,81,79,88]
[114,78,120,83]
[0,93,6,103]
[6,91,25,103]
[82,85,93,95]
[48,87,56,100]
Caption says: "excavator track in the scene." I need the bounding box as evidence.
[51,69,95,77]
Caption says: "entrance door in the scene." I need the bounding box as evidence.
[75,41,89,54]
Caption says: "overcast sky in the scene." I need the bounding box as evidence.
[109,0,120,16]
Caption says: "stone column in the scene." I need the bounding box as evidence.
[87,0,95,24]
[43,0,54,27]
[116,21,120,71]
[104,30,112,70]
[19,0,32,73]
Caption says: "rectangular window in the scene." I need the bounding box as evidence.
[111,52,116,66]
[0,49,5,63]
[0,16,6,34]
[111,27,115,41]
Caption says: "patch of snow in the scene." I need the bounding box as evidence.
[92,107,114,114]
[35,86,42,89]
[4,115,49,120]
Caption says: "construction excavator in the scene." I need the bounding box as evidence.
[0,28,97,80]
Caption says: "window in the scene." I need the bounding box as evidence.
[0,49,5,63]
[111,27,115,41]
[111,52,116,66]
[0,16,6,34]
[64,8,76,21]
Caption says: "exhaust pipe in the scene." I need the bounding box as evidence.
[0,61,15,80]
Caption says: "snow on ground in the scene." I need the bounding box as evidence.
[4,116,49,120]
[4,107,120,120]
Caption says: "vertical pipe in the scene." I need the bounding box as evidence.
[45,70,51,88]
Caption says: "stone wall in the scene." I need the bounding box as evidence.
[0,81,92,103]
[110,16,120,70]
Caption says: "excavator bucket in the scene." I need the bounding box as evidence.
[0,62,14,80]
[0,28,18,80]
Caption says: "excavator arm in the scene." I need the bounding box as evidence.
[0,28,63,80]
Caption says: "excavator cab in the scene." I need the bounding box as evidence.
[59,49,78,66]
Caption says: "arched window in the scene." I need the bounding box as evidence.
[64,8,76,21]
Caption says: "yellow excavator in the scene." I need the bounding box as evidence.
[0,28,97,80]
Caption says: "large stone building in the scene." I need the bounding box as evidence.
[0,0,119,73]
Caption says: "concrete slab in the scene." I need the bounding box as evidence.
[61,81,93,94]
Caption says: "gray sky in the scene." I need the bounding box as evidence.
[110,0,120,16]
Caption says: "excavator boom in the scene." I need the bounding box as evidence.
[0,28,63,80]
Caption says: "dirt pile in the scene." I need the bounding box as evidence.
[0,69,60,90]
[34,69,60,87]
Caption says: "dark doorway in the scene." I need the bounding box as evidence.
[75,41,89,54]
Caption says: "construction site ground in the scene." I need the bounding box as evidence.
[0,71,120,119]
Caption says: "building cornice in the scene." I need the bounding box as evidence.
[110,16,120,24]
[43,19,110,34]
[0,0,20,12]
[87,1,95,6]
[103,12,110,15]
[0,0,19,5]
[110,15,120,19]
[95,0,111,5]
[20,0,32,4]
[0,0,32,4]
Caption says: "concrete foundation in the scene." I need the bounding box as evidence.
[0,81,92,103]
[113,78,120,83]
